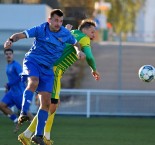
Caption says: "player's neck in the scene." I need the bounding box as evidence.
[7,60,13,64]
[49,26,60,32]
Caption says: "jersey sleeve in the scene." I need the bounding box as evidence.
[79,37,97,71]
[66,32,77,45]
[79,36,91,48]
[24,26,37,38]
[23,23,45,38]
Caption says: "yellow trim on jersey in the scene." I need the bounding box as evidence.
[79,36,91,48]
[57,63,66,70]
[52,66,63,99]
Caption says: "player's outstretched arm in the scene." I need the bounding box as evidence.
[82,47,100,80]
[4,32,27,49]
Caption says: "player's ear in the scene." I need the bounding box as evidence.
[47,18,51,23]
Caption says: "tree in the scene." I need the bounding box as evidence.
[58,0,96,18]
[105,0,145,36]
[58,0,145,38]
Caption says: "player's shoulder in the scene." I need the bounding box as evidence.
[35,22,48,32]
[72,29,86,35]
[60,26,71,34]
[24,22,47,36]
[13,60,21,67]
[26,22,47,30]
[72,30,88,40]
[80,35,90,43]
[37,22,48,28]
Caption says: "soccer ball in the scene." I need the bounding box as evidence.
[138,65,155,82]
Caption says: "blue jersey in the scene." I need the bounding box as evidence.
[6,60,25,96]
[24,22,77,68]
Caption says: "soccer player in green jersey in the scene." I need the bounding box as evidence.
[18,19,100,145]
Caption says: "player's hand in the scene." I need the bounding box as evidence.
[4,39,13,49]
[92,71,100,81]
[77,51,86,60]
[65,24,73,31]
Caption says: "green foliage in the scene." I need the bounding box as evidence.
[106,0,145,34]
[1,115,155,145]
[58,0,145,36]
[58,0,96,18]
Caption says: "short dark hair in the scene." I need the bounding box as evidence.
[4,48,13,54]
[78,19,96,31]
[50,9,63,18]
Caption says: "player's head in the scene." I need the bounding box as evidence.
[78,19,96,40]
[4,49,14,63]
[48,9,64,32]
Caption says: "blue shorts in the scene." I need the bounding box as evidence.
[1,91,22,110]
[22,59,54,92]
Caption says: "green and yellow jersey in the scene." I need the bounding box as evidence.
[52,30,97,99]
[54,29,96,73]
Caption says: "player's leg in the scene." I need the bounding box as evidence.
[18,112,55,145]
[43,111,55,145]
[18,115,37,145]
[13,93,24,133]
[0,91,19,133]
[18,110,56,145]
[18,103,56,145]
[15,93,34,133]
[18,60,39,124]
[18,76,38,123]
[19,67,60,145]
[19,94,39,136]
[31,92,50,145]
[31,68,54,145]
[18,132,32,145]
[0,102,17,122]
[44,66,62,144]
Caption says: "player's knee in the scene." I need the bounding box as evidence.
[40,100,51,111]
[0,102,6,110]
[27,77,39,91]
[0,102,2,110]
[39,103,50,111]
[49,104,57,114]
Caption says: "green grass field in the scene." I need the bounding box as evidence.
[0,115,155,145]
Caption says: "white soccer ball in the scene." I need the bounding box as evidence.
[138,65,155,82]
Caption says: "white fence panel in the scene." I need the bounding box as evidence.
[1,88,155,118]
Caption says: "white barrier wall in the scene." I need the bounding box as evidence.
[1,88,155,117]
[135,0,155,42]
[0,4,52,45]
[0,4,52,30]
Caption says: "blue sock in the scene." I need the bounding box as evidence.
[35,109,48,136]
[21,90,33,115]
[8,114,18,123]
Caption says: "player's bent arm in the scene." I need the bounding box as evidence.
[73,42,85,60]
[4,32,27,49]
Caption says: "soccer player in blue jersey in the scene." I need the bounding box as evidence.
[4,9,84,145]
[18,19,100,145]
[0,49,33,133]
